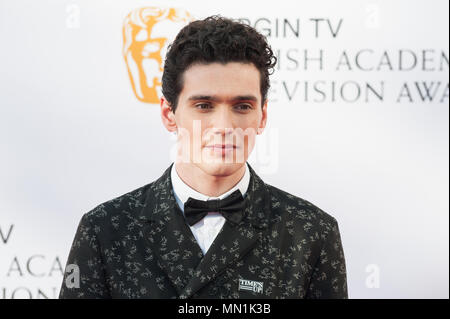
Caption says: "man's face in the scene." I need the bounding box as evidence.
[165,62,267,176]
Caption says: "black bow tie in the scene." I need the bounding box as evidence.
[183,189,246,226]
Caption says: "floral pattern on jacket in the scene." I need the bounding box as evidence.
[59,162,348,299]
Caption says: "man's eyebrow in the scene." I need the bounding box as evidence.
[232,95,258,102]
[188,95,219,102]
[187,95,258,102]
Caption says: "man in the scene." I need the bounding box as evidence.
[59,15,348,299]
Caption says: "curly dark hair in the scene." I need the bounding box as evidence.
[162,15,277,112]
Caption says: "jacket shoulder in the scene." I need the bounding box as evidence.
[264,183,339,235]
[82,182,154,226]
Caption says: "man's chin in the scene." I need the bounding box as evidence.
[195,161,245,177]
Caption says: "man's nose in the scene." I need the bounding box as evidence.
[210,107,235,133]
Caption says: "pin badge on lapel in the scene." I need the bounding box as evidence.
[238,278,264,294]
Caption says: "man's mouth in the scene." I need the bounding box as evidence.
[205,144,237,149]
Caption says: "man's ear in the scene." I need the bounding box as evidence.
[160,96,177,133]
[258,100,268,135]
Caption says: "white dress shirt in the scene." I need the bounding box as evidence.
[170,162,250,255]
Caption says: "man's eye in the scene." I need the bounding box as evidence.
[195,103,211,110]
[235,104,252,110]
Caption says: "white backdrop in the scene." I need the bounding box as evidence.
[0,0,448,299]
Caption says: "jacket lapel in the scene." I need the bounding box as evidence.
[137,163,204,296]
[179,162,271,298]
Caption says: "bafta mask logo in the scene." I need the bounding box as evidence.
[123,7,193,103]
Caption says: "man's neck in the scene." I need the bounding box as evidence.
[174,162,246,198]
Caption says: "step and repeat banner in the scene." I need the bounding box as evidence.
[0,0,448,298]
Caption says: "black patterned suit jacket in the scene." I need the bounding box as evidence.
[59,162,348,299]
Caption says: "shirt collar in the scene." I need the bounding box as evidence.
[171,162,250,207]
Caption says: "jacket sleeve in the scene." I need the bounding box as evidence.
[305,218,348,299]
[59,213,110,298]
